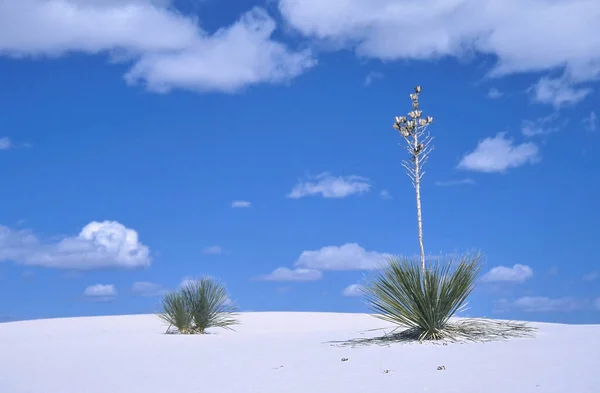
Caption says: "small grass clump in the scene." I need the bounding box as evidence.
[157,277,239,334]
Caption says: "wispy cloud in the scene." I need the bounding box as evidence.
[0,137,12,150]
[287,173,371,199]
[342,284,363,297]
[83,284,117,301]
[434,178,475,187]
[0,2,315,93]
[458,132,540,173]
[256,267,323,282]
[379,190,392,199]
[231,200,251,208]
[487,88,503,99]
[0,221,151,269]
[481,264,533,283]
[131,281,167,297]
[364,71,383,86]
[521,113,562,138]
[512,296,585,312]
[583,271,599,282]
[583,111,597,132]
[529,77,593,108]
[202,245,222,254]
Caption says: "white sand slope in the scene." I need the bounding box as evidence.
[1,312,598,393]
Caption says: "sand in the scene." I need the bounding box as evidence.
[1,312,598,393]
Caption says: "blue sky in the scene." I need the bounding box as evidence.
[0,0,599,324]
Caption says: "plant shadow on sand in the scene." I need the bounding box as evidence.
[326,319,537,348]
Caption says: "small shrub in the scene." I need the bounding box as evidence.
[157,276,239,334]
[363,253,482,341]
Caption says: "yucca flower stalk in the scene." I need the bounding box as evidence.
[393,86,434,274]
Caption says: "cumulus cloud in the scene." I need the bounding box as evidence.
[295,243,391,270]
[0,137,12,150]
[202,245,222,254]
[513,296,583,313]
[0,221,151,269]
[342,284,363,297]
[0,1,315,93]
[257,267,323,282]
[131,281,166,296]
[481,264,533,283]
[458,132,540,173]
[434,178,475,187]
[83,284,117,301]
[231,200,251,208]
[279,0,600,105]
[287,173,371,199]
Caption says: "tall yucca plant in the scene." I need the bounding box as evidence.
[157,276,239,334]
[363,253,482,341]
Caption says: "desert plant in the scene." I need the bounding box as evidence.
[363,253,482,341]
[157,276,239,334]
[158,291,193,333]
[393,86,434,273]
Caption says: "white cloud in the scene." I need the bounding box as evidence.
[521,113,561,138]
[83,284,117,301]
[364,71,383,86]
[278,0,600,103]
[231,200,251,208]
[583,111,597,132]
[513,296,583,313]
[342,284,363,297]
[257,267,323,282]
[0,1,315,93]
[582,271,599,281]
[481,264,533,283]
[458,132,540,173]
[595,298,600,310]
[0,221,151,269]
[287,173,371,199]
[379,190,392,199]
[295,243,391,270]
[0,137,12,150]
[487,88,503,99]
[131,281,166,296]
[202,245,222,254]
[529,76,593,108]
[434,178,475,187]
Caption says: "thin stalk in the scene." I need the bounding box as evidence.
[413,131,426,274]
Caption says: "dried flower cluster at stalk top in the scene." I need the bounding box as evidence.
[393,86,434,157]
[392,85,434,273]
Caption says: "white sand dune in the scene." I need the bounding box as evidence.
[1,312,598,393]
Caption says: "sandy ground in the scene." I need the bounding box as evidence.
[1,312,598,393]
